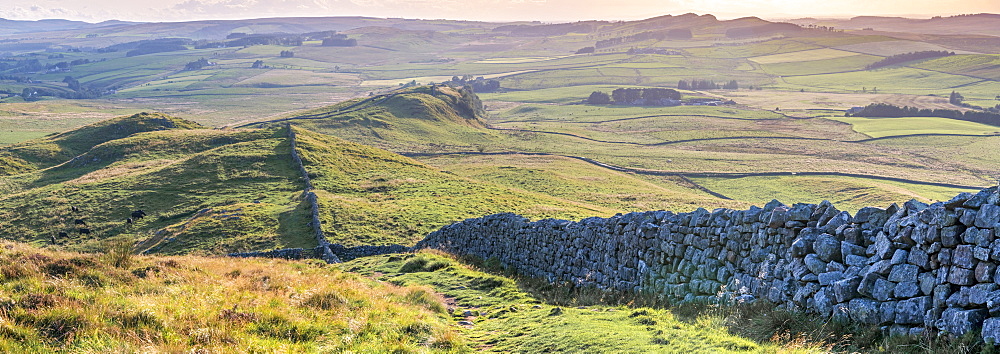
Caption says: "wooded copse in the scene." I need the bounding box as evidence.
[849,102,1000,127]
[678,79,738,90]
[587,87,681,105]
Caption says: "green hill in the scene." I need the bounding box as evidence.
[0,126,310,255]
[264,85,496,153]
[0,109,611,254]
[1,112,203,174]
[293,127,610,246]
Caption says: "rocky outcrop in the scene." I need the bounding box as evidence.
[417,187,1000,340]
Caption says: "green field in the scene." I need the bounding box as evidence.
[831,116,1000,138]
[749,48,861,64]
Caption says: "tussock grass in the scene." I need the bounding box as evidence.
[0,241,466,352]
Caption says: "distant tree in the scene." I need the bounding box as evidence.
[575,46,595,54]
[279,50,294,58]
[677,80,689,90]
[251,60,265,69]
[587,91,611,104]
[62,76,80,91]
[723,80,738,90]
[950,91,964,105]
[322,38,357,47]
[611,88,642,104]
[184,58,211,70]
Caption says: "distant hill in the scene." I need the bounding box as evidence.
[788,14,1000,37]
[253,85,491,152]
[1,112,203,174]
[0,18,137,35]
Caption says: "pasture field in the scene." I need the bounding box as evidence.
[715,90,968,111]
[749,48,861,64]
[777,67,982,94]
[833,40,980,56]
[691,175,982,213]
[910,54,1000,80]
[759,54,881,76]
[831,116,1000,138]
[685,39,821,59]
[421,153,749,212]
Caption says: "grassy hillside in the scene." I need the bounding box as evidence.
[293,127,612,246]
[0,241,463,352]
[272,85,494,153]
[0,126,311,254]
[1,112,203,174]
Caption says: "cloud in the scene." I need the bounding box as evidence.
[0,5,89,21]
[1,0,998,23]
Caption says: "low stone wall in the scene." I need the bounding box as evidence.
[228,247,314,260]
[416,187,1000,341]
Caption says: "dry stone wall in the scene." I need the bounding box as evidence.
[416,187,1000,341]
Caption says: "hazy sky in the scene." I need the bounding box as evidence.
[3,0,999,23]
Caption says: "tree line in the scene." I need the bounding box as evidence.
[587,88,681,105]
[448,76,500,93]
[866,51,955,70]
[849,103,1000,127]
[677,79,738,90]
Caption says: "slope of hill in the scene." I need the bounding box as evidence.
[264,85,492,152]
[1,112,203,174]
[0,240,462,352]
[0,126,310,255]
[0,107,618,253]
[293,126,611,246]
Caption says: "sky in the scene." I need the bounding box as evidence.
[2,0,999,23]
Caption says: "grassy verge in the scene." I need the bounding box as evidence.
[0,241,464,352]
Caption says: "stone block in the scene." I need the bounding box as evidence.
[831,276,862,303]
[939,308,988,336]
[949,266,976,286]
[894,281,920,299]
[894,296,931,325]
[848,298,880,325]
[887,264,919,282]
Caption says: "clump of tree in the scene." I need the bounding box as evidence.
[279,50,294,58]
[322,34,357,47]
[183,58,212,70]
[677,79,738,90]
[866,51,955,70]
[849,103,1000,127]
[448,75,500,93]
[587,91,611,104]
[121,38,192,57]
[576,46,595,54]
[950,91,964,105]
[251,60,267,69]
[227,34,303,47]
[588,87,680,105]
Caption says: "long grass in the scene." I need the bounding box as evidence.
[0,241,466,352]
